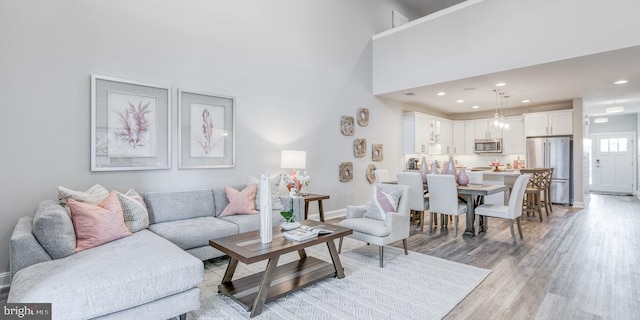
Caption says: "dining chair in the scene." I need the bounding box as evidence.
[520,168,548,221]
[474,174,531,245]
[467,171,484,206]
[425,174,466,237]
[542,168,554,213]
[373,169,392,183]
[396,172,429,231]
[337,183,410,267]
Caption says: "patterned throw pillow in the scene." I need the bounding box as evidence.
[220,184,260,217]
[364,186,402,221]
[58,184,109,207]
[117,189,149,233]
[247,174,284,210]
[68,191,132,253]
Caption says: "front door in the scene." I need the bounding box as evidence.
[591,133,634,193]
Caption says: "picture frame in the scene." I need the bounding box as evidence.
[178,90,235,169]
[91,75,171,171]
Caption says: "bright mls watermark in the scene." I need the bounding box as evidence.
[1,303,51,320]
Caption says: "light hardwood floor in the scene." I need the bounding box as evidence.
[329,194,640,320]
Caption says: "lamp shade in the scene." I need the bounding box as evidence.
[280,150,306,169]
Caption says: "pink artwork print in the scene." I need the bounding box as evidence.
[107,92,157,157]
[190,103,224,158]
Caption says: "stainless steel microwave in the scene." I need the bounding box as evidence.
[474,138,503,153]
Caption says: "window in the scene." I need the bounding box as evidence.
[599,138,628,153]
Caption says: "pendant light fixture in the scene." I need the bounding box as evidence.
[491,89,510,130]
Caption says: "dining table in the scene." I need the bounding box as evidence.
[383,181,507,238]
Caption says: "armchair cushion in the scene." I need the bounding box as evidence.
[339,218,391,237]
[364,185,402,221]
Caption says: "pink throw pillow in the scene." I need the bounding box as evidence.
[220,184,259,217]
[68,190,132,253]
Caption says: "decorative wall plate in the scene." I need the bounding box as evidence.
[354,138,366,157]
[366,164,376,183]
[357,107,370,126]
[339,162,353,182]
[372,144,383,161]
[341,116,354,136]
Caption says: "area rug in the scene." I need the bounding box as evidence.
[188,237,491,320]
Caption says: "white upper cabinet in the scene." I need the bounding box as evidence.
[474,119,502,140]
[502,115,525,154]
[439,119,453,155]
[453,121,466,155]
[464,121,475,154]
[403,112,430,154]
[523,110,573,137]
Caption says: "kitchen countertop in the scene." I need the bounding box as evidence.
[477,169,521,176]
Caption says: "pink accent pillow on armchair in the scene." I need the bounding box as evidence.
[68,190,132,253]
[220,184,259,217]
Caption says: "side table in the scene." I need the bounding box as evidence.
[300,193,330,222]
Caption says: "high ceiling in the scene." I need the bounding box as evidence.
[382,2,640,118]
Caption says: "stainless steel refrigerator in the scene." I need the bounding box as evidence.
[526,136,573,205]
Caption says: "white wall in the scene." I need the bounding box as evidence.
[0,0,410,274]
[589,114,638,133]
[373,0,640,94]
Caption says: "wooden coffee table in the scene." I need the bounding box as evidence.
[209,220,352,318]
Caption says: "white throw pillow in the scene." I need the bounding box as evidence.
[364,186,402,221]
[247,174,284,210]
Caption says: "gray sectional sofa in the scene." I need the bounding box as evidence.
[8,185,305,320]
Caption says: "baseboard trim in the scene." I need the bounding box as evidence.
[572,202,585,209]
[0,271,10,301]
[307,208,346,221]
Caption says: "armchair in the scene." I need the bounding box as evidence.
[337,184,410,267]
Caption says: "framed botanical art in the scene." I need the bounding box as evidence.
[178,90,235,169]
[91,75,171,171]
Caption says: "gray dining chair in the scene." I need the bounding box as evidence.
[396,172,429,231]
[426,174,467,237]
[474,174,531,245]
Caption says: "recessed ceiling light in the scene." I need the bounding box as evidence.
[522,99,530,103]
[471,105,480,109]
[606,105,624,113]
[456,99,464,103]
[593,117,608,123]
[495,82,506,87]
[437,92,446,96]
[404,92,416,96]
[614,80,628,85]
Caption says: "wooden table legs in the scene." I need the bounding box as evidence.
[250,256,280,318]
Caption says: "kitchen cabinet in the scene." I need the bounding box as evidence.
[474,119,502,140]
[403,112,455,155]
[452,121,466,154]
[502,115,525,154]
[523,110,573,137]
[465,121,475,154]
[439,119,453,154]
[403,112,430,154]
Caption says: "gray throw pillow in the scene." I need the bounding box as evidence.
[117,189,150,233]
[364,186,402,221]
[32,200,76,259]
